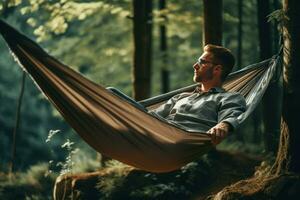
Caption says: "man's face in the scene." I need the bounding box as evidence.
[193,52,217,82]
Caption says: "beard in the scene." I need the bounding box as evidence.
[193,67,214,82]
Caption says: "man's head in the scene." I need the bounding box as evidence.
[193,44,235,83]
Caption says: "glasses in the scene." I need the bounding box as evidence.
[197,58,218,66]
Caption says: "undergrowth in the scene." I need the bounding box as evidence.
[96,155,214,200]
[0,129,100,199]
[0,163,56,199]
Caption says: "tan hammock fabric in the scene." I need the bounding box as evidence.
[0,20,280,172]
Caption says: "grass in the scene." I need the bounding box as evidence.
[0,163,56,199]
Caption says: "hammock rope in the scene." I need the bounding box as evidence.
[0,20,281,172]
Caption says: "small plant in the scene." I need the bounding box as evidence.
[46,130,79,176]
[46,129,100,176]
[56,139,79,175]
[45,129,60,143]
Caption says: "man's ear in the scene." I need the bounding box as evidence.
[213,65,223,79]
[214,65,222,73]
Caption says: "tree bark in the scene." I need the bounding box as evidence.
[275,0,300,173]
[132,0,153,100]
[272,0,280,53]
[237,0,243,68]
[203,0,223,46]
[257,0,281,154]
[159,0,169,94]
[257,0,272,59]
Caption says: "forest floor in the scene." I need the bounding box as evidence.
[53,149,263,200]
[192,150,262,200]
[0,149,263,199]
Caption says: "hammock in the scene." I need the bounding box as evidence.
[0,20,281,173]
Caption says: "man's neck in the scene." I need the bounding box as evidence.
[200,81,222,92]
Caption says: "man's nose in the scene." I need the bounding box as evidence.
[193,63,200,70]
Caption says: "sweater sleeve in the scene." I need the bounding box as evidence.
[218,92,246,131]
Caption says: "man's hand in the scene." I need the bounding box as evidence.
[207,122,231,145]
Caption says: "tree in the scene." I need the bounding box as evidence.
[237,0,243,68]
[257,0,280,154]
[272,0,281,52]
[203,0,222,45]
[159,0,169,94]
[257,0,272,60]
[132,0,153,100]
[279,0,300,174]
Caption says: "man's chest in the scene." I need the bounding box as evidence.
[170,93,222,116]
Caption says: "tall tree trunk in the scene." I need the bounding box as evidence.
[159,0,169,94]
[257,0,272,59]
[237,0,243,68]
[132,0,152,100]
[257,0,281,154]
[202,0,222,46]
[234,0,245,143]
[273,0,280,53]
[273,0,300,173]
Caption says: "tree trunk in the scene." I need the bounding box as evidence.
[237,0,243,68]
[159,0,169,94]
[272,0,280,53]
[203,0,222,46]
[257,0,272,59]
[132,0,153,100]
[257,0,281,154]
[274,0,300,173]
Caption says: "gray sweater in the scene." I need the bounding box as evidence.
[150,87,246,133]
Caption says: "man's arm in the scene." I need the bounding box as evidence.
[208,93,246,145]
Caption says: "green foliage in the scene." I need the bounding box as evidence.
[0,0,22,12]
[267,9,285,23]
[0,163,56,199]
[21,0,131,42]
[267,8,285,35]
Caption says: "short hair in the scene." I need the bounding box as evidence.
[204,44,235,81]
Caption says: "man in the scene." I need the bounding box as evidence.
[108,44,246,145]
[149,44,246,145]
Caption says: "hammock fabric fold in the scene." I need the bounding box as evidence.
[0,20,280,173]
